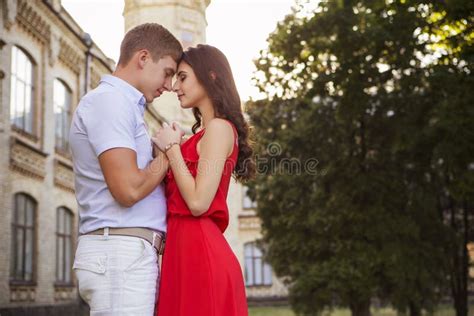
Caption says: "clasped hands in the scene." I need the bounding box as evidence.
[151,122,185,154]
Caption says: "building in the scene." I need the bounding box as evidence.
[0,0,286,314]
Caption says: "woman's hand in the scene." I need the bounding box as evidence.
[152,122,183,152]
[171,121,186,143]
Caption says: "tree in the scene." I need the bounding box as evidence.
[422,3,474,315]
[247,1,473,315]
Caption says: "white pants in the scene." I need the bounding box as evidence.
[73,233,159,316]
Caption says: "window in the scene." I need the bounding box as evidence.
[56,207,73,284]
[10,193,36,283]
[54,80,72,153]
[10,46,35,134]
[244,243,272,286]
[242,186,257,209]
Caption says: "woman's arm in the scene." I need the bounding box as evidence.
[165,119,234,216]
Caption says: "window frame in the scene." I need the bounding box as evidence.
[9,45,37,138]
[55,206,74,286]
[53,79,72,154]
[10,193,37,285]
[244,242,273,287]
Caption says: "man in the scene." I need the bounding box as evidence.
[69,23,182,315]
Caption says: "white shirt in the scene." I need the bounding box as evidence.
[69,75,167,234]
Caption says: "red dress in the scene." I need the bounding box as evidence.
[156,122,248,316]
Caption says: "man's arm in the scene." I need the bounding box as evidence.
[81,92,168,207]
[99,149,168,207]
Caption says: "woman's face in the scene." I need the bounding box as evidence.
[173,61,208,109]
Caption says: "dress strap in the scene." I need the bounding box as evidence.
[193,128,206,142]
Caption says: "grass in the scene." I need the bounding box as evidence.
[248,305,474,316]
[249,306,295,316]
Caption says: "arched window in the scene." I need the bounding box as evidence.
[10,46,35,134]
[10,193,36,282]
[244,243,272,286]
[56,207,73,284]
[54,79,72,153]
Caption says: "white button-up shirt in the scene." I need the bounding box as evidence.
[69,75,167,234]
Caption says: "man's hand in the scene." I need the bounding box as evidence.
[152,142,161,158]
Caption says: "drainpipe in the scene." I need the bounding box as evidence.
[83,33,92,94]
[0,38,5,133]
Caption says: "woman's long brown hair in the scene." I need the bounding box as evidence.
[181,44,255,182]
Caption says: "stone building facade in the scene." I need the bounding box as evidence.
[0,0,123,313]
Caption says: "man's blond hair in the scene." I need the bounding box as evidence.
[118,23,182,66]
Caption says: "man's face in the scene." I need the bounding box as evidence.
[141,55,177,103]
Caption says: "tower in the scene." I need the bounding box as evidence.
[123,0,211,131]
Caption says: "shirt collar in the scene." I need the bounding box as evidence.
[100,75,147,115]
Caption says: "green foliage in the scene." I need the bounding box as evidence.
[247,0,473,315]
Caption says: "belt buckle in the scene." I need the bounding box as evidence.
[153,232,165,255]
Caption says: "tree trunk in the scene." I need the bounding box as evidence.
[408,302,421,316]
[350,299,371,316]
[449,198,469,316]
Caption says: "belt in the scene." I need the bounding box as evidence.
[84,227,166,255]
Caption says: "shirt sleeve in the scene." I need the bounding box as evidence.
[81,92,137,157]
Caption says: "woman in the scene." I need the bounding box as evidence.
[152,44,255,316]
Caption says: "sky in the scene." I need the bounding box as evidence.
[61,0,295,101]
